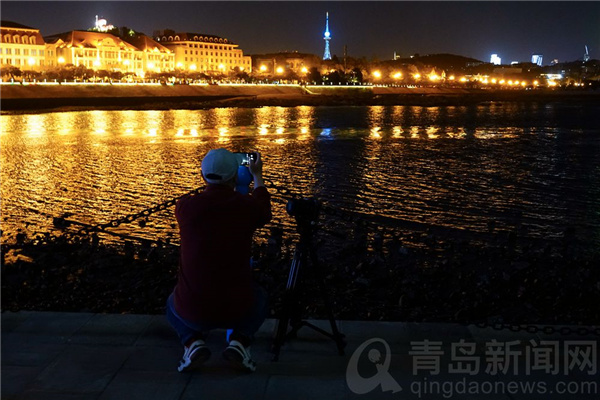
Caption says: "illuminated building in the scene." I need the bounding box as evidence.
[45,30,159,75]
[490,54,501,65]
[0,21,48,71]
[123,34,175,73]
[155,30,251,74]
[323,12,332,60]
[531,54,543,66]
[251,52,320,75]
[94,15,115,33]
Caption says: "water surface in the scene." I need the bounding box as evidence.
[2,104,599,248]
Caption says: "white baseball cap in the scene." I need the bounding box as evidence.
[201,148,242,184]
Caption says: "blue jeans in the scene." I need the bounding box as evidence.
[166,285,269,346]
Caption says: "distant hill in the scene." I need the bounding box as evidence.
[397,53,484,71]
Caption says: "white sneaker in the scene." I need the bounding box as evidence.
[223,340,257,372]
[177,339,211,372]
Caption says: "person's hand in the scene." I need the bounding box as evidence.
[249,152,265,188]
[248,152,263,177]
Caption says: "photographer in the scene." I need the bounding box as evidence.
[166,148,271,372]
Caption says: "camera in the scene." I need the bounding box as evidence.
[286,198,320,222]
[235,152,258,166]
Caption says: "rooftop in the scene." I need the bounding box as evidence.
[0,20,37,30]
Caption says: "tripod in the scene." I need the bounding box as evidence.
[271,198,346,361]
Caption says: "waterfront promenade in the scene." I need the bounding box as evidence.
[2,311,597,399]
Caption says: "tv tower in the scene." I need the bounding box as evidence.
[584,45,590,62]
[323,12,332,60]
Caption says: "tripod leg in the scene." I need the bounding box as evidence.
[325,300,346,355]
[309,244,346,355]
[272,308,289,361]
[272,248,303,361]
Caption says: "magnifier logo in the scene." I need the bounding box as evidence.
[346,338,402,394]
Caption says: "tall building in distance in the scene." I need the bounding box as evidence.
[490,54,501,65]
[531,54,543,66]
[323,12,331,60]
[584,46,590,62]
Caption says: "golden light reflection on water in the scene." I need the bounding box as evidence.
[410,126,420,139]
[427,126,440,139]
[2,105,597,248]
[370,127,382,139]
[296,106,314,129]
[56,112,74,136]
[446,128,467,139]
[258,125,268,135]
[368,106,385,129]
[25,114,45,137]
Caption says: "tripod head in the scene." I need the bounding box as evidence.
[286,197,320,238]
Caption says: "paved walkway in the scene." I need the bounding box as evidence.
[2,311,598,399]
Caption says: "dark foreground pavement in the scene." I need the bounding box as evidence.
[2,311,598,400]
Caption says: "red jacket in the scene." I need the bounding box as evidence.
[173,184,271,324]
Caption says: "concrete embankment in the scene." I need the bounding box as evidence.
[0,84,305,111]
[1,83,598,111]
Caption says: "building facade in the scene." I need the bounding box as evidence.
[155,31,251,74]
[44,30,173,76]
[252,52,321,75]
[0,21,49,71]
[122,34,175,74]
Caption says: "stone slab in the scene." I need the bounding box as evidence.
[1,310,33,332]
[70,313,153,345]
[30,344,132,393]
[11,311,94,343]
[135,315,179,347]
[181,372,269,400]
[98,370,189,400]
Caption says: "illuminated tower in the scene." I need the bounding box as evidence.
[584,46,590,62]
[323,12,331,60]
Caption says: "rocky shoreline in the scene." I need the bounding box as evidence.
[2,219,599,327]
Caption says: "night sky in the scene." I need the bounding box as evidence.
[2,1,599,63]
